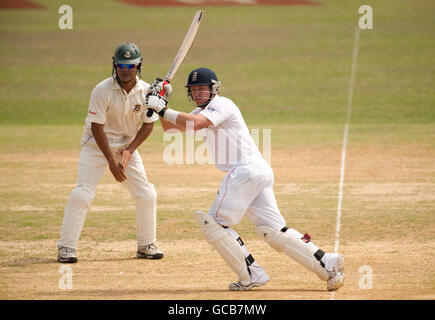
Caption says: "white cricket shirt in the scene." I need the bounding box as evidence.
[82,77,158,146]
[192,95,262,172]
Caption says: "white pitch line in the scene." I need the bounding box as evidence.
[330,26,360,300]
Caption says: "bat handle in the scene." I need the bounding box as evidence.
[146,79,170,118]
[159,80,170,97]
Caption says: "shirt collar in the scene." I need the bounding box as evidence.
[197,94,219,109]
[207,94,219,106]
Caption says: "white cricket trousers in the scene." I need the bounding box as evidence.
[57,138,157,249]
[209,158,286,229]
[208,158,287,283]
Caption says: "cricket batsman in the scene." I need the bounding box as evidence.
[144,67,345,291]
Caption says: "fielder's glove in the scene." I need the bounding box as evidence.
[146,77,173,99]
[145,92,168,117]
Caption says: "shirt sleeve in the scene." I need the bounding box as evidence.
[200,102,231,127]
[191,108,203,115]
[142,109,159,123]
[86,86,108,124]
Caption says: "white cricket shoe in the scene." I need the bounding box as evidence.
[58,247,78,263]
[228,279,268,291]
[137,243,164,259]
[323,253,345,291]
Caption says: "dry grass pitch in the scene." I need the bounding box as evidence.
[0,125,433,300]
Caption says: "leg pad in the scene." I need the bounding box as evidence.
[195,211,251,285]
[256,225,329,281]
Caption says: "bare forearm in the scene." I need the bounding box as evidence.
[146,93,211,130]
[91,123,126,182]
[162,110,211,131]
[126,122,154,152]
[174,112,195,128]
[160,116,186,132]
[91,123,115,162]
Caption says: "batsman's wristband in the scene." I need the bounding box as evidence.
[163,108,179,123]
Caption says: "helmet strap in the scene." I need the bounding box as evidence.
[187,85,217,108]
[112,61,116,80]
[137,63,142,79]
[197,88,215,109]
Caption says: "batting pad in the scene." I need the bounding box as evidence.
[195,211,251,285]
[256,226,329,281]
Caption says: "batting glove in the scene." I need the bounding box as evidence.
[147,77,173,99]
[145,92,168,116]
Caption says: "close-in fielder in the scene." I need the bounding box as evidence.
[57,42,171,263]
[145,67,344,291]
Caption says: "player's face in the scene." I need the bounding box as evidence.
[115,64,137,83]
[190,85,211,106]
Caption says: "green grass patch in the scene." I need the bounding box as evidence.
[0,0,433,245]
[0,0,433,125]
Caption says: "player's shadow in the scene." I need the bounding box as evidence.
[37,288,325,298]
[37,289,228,297]
[0,258,56,267]
[0,257,138,267]
[259,288,326,293]
[78,257,138,263]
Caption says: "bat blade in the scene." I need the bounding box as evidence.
[165,10,203,82]
[145,11,203,118]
